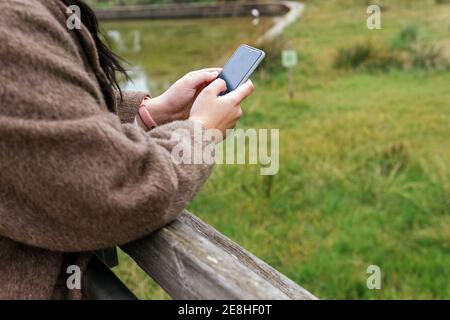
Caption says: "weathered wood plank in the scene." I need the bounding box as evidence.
[95,2,289,21]
[122,210,317,300]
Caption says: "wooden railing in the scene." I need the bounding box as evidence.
[95,1,290,20]
[84,210,317,300]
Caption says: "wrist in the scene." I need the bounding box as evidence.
[142,95,173,125]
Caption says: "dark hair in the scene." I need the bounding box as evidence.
[62,0,129,105]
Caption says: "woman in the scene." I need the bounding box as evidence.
[0,0,254,299]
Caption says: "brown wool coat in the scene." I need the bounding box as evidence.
[0,0,213,299]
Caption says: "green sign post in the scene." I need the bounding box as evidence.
[281,49,298,100]
[282,50,298,68]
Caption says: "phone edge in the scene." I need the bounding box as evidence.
[238,49,265,88]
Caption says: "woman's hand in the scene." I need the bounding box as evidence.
[142,68,221,125]
[189,78,254,137]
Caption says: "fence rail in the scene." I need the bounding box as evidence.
[94,1,290,20]
[114,210,316,300]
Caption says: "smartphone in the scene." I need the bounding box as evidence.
[219,44,265,95]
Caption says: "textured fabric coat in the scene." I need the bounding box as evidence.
[0,0,213,299]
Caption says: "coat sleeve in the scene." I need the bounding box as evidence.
[0,0,214,252]
[115,91,149,124]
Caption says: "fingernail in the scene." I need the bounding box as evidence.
[211,71,219,77]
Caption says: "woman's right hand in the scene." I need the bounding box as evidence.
[189,78,254,136]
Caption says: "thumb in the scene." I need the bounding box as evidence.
[225,80,254,103]
[205,78,227,96]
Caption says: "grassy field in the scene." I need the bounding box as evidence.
[110,0,450,299]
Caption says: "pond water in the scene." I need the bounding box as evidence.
[102,17,274,95]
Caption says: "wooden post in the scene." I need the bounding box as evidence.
[288,67,294,101]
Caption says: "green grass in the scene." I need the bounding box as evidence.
[109,0,450,299]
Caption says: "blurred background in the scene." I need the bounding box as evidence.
[87,0,449,299]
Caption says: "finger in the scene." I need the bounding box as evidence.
[204,78,227,96]
[187,68,222,79]
[186,70,220,88]
[224,80,254,104]
[191,67,222,74]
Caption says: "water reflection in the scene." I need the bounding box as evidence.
[107,30,141,53]
[106,29,149,91]
[122,69,147,92]
[103,17,273,95]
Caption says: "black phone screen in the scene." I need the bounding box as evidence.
[219,45,263,94]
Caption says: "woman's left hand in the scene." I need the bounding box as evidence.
[142,68,221,125]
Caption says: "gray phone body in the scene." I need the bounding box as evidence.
[219,44,265,94]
